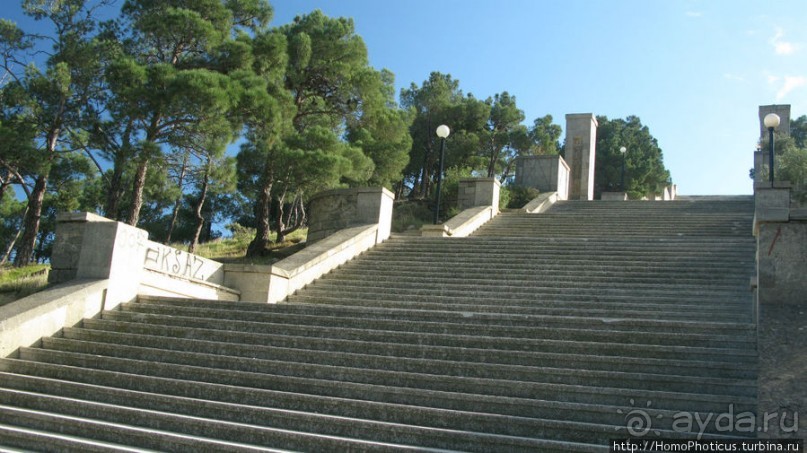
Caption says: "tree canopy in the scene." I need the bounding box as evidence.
[593,115,671,199]
[0,1,674,267]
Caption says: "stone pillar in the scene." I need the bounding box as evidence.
[564,113,598,200]
[49,212,149,309]
[307,187,394,244]
[514,155,570,200]
[458,178,500,211]
[758,104,791,139]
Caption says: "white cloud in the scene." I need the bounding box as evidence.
[723,73,745,82]
[776,76,807,100]
[770,27,799,55]
[685,11,703,18]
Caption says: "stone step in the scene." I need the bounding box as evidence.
[102,309,755,351]
[0,374,751,443]
[291,286,751,309]
[498,223,750,230]
[132,298,755,336]
[322,271,748,288]
[303,280,751,301]
[1,353,757,430]
[157,295,752,323]
[61,326,757,380]
[0,422,159,453]
[365,244,754,254]
[0,359,755,421]
[0,405,280,452]
[369,244,754,257]
[31,338,756,397]
[80,318,757,366]
[363,246,755,260]
[115,303,756,347]
[285,295,753,323]
[349,258,753,273]
[340,260,754,275]
[379,237,756,250]
[0,387,594,452]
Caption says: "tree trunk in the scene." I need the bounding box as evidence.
[277,193,305,243]
[500,160,514,183]
[417,144,432,198]
[104,150,127,220]
[0,205,28,265]
[274,191,287,243]
[166,150,190,244]
[127,157,149,227]
[188,160,210,254]
[487,139,498,178]
[103,121,134,220]
[246,156,274,257]
[13,175,47,267]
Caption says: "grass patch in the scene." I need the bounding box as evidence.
[179,227,308,265]
[0,264,50,307]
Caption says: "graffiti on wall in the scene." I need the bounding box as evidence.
[143,243,208,281]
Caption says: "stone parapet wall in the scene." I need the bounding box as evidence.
[514,156,569,200]
[754,186,807,306]
[307,187,394,244]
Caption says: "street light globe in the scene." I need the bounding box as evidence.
[436,125,450,138]
[619,146,627,154]
[764,113,781,129]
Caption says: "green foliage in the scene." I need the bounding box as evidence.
[237,8,412,255]
[400,72,562,198]
[434,166,473,220]
[390,201,432,233]
[529,115,562,155]
[0,0,106,266]
[593,115,671,199]
[504,185,540,209]
[761,132,807,204]
[0,263,49,305]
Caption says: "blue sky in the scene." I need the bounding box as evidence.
[272,0,807,195]
[6,0,807,195]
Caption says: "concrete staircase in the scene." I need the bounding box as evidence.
[0,197,758,451]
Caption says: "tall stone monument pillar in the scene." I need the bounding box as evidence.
[564,113,598,200]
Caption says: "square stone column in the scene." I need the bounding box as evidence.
[50,212,149,309]
[458,178,500,211]
[564,113,598,200]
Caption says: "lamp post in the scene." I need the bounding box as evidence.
[619,146,627,192]
[434,125,450,224]
[763,113,781,185]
